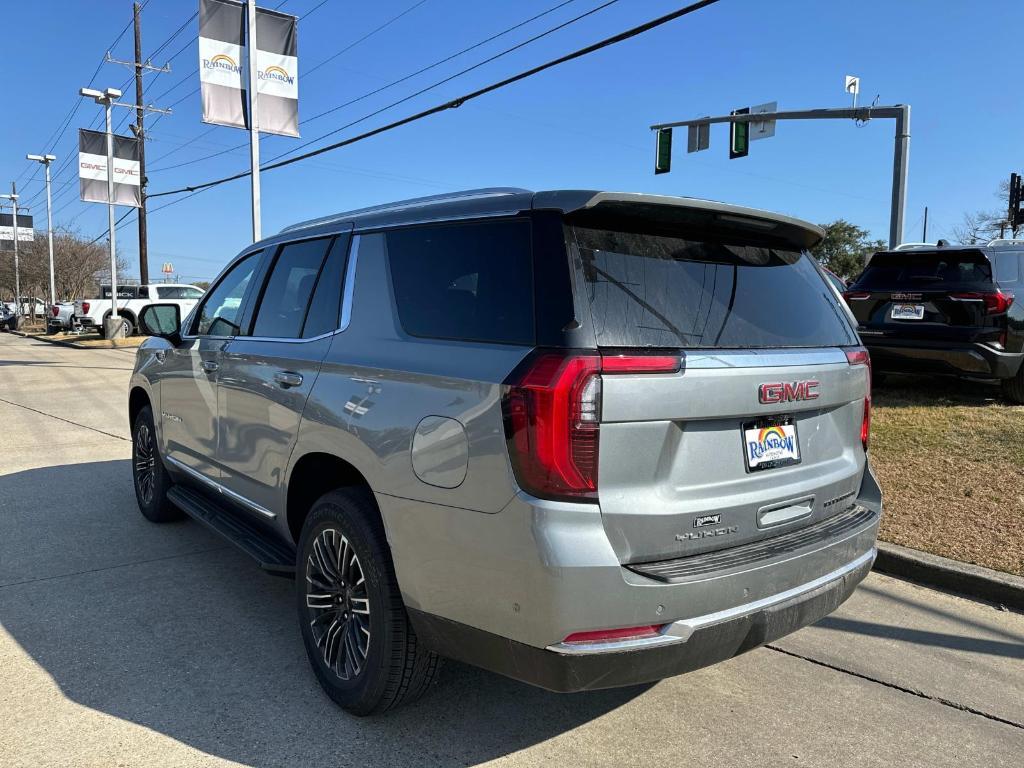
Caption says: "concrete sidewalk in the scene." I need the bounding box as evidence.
[1,332,1022,767]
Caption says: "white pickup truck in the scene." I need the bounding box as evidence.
[75,284,204,337]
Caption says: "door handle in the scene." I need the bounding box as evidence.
[274,371,303,388]
[201,360,219,374]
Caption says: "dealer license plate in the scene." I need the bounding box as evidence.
[891,303,925,320]
[742,418,801,472]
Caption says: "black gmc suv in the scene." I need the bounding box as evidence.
[843,242,1024,402]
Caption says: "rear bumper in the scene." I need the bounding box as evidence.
[381,465,883,691]
[863,338,1024,379]
[410,548,873,692]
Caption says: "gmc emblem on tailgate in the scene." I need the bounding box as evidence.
[758,381,820,404]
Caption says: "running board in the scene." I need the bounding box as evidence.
[168,485,296,577]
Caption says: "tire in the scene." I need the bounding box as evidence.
[132,405,182,522]
[1002,367,1024,405]
[296,488,441,715]
[871,370,887,388]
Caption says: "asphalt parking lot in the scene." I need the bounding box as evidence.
[1,332,1022,767]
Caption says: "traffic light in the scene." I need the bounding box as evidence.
[729,108,749,159]
[655,128,672,174]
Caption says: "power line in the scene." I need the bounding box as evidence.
[148,0,585,173]
[145,0,721,200]
[16,11,141,196]
[303,0,429,79]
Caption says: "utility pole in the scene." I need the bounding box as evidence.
[105,3,170,287]
[246,0,262,242]
[26,154,57,306]
[133,2,149,285]
[650,104,912,249]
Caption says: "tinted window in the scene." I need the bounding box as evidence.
[386,220,534,345]
[574,226,857,349]
[252,238,332,338]
[194,252,260,336]
[853,250,993,290]
[302,237,349,338]
[157,286,205,300]
[993,252,1021,285]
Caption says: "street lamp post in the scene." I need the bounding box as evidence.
[26,154,57,308]
[0,188,20,320]
[80,86,123,337]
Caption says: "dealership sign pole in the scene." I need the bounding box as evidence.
[199,0,299,243]
[78,87,167,336]
[26,154,58,307]
[0,186,34,316]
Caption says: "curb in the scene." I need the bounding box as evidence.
[874,541,1024,611]
[9,330,139,351]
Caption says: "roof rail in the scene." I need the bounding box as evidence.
[986,238,1024,247]
[892,242,935,251]
[279,187,531,234]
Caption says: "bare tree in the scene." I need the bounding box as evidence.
[952,178,1014,244]
[0,227,126,306]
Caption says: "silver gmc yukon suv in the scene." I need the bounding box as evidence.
[129,188,882,715]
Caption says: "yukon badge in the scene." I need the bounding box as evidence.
[758,380,819,405]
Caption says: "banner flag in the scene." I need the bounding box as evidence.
[0,213,34,252]
[199,0,299,137]
[78,129,142,207]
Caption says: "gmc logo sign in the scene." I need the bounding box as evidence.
[759,381,820,404]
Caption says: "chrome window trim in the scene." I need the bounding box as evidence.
[546,548,875,655]
[339,234,360,332]
[164,455,276,519]
[219,233,359,344]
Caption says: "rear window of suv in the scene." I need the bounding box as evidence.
[386,220,534,345]
[572,226,857,349]
[853,250,994,290]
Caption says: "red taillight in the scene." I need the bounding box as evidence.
[843,291,870,302]
[845,346,871,451]
[502,350,681,501]
[82,301,90,314]
[563,624,664,645]
[51,305,59,317]
[950,290,1014,314]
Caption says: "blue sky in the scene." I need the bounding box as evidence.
[2,0,1021,284]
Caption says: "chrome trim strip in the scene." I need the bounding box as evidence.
[164,455,276,519]
[546,548,875,655]
[684,347,849,370]
[339,234,360,332]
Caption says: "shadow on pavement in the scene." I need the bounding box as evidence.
[0,460,647,767]
[816,616,1024,659]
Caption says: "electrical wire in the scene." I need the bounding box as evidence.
[96,0,723,241]
[147,0,585,172]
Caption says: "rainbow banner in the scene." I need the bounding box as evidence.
[198,0,299,137]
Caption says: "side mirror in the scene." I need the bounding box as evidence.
[139,303,182,343]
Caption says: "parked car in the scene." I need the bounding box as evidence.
[843,240,1024,401]
[2,296,47,317]
[0,303,14,331]
[75,283,204,337]
[48,302,77,332]
[129,188,882,715]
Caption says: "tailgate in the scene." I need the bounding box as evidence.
[598,349,867,563]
